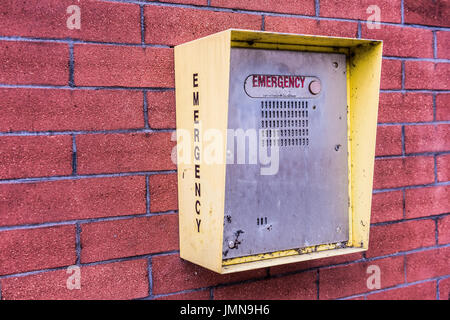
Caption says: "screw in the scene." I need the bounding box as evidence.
[333,62,339,68]
[228,240,235,249]
[335,144,341,151]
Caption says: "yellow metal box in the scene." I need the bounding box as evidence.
[174,29,382,274]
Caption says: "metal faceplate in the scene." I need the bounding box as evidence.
[223,48,349,259]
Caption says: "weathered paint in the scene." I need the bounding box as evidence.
[175,30,231,273]
[222,241,350,266]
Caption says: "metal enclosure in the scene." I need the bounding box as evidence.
[174,29,382,274]
[223,49,349,259]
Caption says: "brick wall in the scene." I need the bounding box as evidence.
[0,0,448,300]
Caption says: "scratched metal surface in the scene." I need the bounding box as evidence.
[223,48,349,259]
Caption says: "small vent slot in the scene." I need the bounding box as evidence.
[257,217,268,226]
[260,99,310,147]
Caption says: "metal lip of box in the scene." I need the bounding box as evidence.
[174,29,382,274]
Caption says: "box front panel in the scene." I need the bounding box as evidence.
[223,48,349,260]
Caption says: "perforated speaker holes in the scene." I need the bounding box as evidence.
[260,100,309,147]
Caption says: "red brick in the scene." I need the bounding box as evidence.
[405,186,450,219]
[406,247,450,282]
[0,88,144,132]
[367,281,436,300]
[436,31,450,59]
[265,16,358,38]
[0,176,146,227]
[373,156,435,189]
[405,61,450,90]
[371,191,403,224]
[405,124,450,154]
[380,59,402,90]
[438,215,450,245]
[0,0,141,43]
[147,91,176,129]
[214,271,317,300]
[149,174,178,212]
[320,0,401,22]
[404,0,450,27]
[319,256,405,299]
[378,92,434,123]
[74,44,174,87]
[366,220,436,258]
[145,6,261,46]
[0,135,73,180]
[0,225,76,276]
[375,126,402,156]
[156,290,210,300]
[151,0,206,4]
[152,254,266,294]
[0,41,68,85]
[0,259,148,300]
[362,25,433,58]
[269,252,363,276]
[212,0,315,15]
[437,154,450,182]
[439,277,450,300]
[77,132,176,174]
[436,93,450,121]
[81,214,178,263]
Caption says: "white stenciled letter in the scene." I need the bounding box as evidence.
[66,5,81,30]
[66,265,81,290]
[366,265,381,290]
[366,5,381,30]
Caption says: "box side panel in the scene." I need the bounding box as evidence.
[349,43,383,249]
[175,31,231,272]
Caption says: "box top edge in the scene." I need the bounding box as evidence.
[174,29,382,49]
[228,28,382,46]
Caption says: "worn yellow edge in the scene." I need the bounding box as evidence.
[221,247,366,274]
[348,42,383,249]
[231,41,350,54]
[222,241,354,266]
[229,29,381,48]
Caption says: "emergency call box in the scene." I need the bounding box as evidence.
[175,29,382,274]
